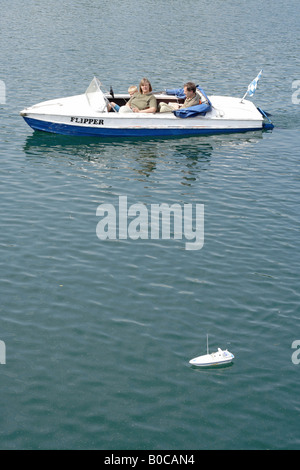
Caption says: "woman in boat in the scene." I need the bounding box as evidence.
[119,78,157,113]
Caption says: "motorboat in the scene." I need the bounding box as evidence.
[189,335,234,367]
[20,76,274,138]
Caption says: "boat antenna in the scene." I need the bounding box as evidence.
[207,334,209,354]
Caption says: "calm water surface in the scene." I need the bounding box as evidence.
[0,0,300,450]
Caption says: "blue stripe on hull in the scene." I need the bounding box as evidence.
[23,117,262,137]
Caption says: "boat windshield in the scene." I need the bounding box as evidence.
[85,77,108,112]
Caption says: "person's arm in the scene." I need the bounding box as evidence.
[126,96,133,107]
[132,106,156,113]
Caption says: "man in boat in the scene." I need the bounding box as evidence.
[158,82,201,113]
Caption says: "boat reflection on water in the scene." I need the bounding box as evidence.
[22,130,264,186]
[23,129,264,161]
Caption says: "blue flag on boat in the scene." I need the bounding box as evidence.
[247,69,263,97]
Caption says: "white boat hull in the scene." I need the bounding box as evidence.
[189,348,234,367]
[20,79,271,138]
